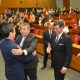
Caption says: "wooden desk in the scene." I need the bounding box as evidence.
[73,43,80,49]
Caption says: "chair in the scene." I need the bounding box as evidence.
[30,28,35,33]
[33,29,41,35]
[69,18,76,26]
[71,35,80,44]
[72,24,79,31]
[71,18,76,24]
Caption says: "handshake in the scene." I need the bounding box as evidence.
[46,43,52,54]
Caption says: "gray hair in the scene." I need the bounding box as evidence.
[20,22,31,29]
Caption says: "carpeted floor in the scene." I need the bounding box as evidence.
[0,51,80,80]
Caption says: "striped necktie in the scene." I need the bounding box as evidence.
[55,36,59,43]
[49,30,52,38]
[20,37,26,47]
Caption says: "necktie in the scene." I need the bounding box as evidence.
[49,30,52,38]
[55,36,58,43]
[20,37,26,47]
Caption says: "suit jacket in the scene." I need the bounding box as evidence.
[51,33,72,68]
[0,38,35,80]
[43,29,55,53]
[16,33,38,70]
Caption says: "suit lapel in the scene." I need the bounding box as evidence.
[54,33,64,49]
[58,35,63,43]
[47,30,50,38]
[18,36,23,44]
[56,33,64,44]
[22,33,31,46]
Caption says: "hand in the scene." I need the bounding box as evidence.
[48,43,51,47]
[11,48,23,55]
[47,47,51,53]
[60,67,67,74]
[32,50,37,56]
[77,53,80,57]
[46,43,51,54]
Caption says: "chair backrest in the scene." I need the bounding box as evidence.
[71,35,80,44]
[71,18,76,23]
[72,24,78,30]
[30,27,35,33]
[33,29,41,35]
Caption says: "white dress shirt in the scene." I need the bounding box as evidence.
[20,37,27,55]
[49,29,52,38]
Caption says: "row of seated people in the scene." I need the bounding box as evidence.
[60,13,80,20]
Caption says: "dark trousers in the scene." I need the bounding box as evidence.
[43,53,48,67]
[24,68,37,80]
[43,53,53,67]
[53,66,65,80]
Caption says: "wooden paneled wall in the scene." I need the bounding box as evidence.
[63,0,70,9]
[37,0,56,9]
[1,0,56,9]
[0,0,1,6]
[0,0,7,14]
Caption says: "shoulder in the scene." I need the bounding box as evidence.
[43,29,48,33]
[63,33,72,42]
[43,29,48,35]
[16,35,22,38]
[29,33,37,39]
[64,33,70,39]
[16,35,22,40]
[0,39,5,46]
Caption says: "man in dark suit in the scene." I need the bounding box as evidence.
[50,21,72,80]
[41,22,55,69]
[0,23,36,80]
[12,22,38,80]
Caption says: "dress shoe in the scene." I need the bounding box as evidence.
[41,66,46,70]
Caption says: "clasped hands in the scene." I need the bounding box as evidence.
[11,47,36,56]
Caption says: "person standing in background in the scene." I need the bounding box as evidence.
[41,22,55,70]
[50,21,72,80]
[11,22,38,80]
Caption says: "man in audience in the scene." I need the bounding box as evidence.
[11,22,38,80]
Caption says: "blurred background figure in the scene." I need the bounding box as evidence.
[41,22,55,70]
